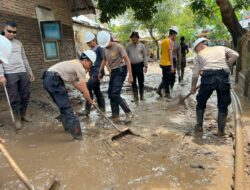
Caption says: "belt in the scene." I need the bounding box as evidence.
[111,65,126,71]
[201,69,229,76]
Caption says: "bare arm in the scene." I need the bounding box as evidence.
[123,54,133,84]
[72,80,93,104]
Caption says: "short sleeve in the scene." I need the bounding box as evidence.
[76,64,86,81]
[118,44,127,58]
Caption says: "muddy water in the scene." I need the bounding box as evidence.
[0,63,234,189]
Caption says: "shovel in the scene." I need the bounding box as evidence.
[0,142,61,190]
[93,104,142,141]
[167,85,200,109]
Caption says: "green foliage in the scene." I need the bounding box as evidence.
[97,0,163,22]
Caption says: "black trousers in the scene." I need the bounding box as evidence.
[196,69,231,114]
[86,73,105,109]
[5,72,30,113]
[131,62,144,93]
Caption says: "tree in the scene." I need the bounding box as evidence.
[190,0,249,47]
[96,0,163,23]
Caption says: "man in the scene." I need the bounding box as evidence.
[156,26,178,98]
[2,21,35,130]
[0,35,12,128]
[97,31,133,123]
[191,38,239,136]
[42,50,96,140]
[179,36,189,84]
[80,32,105,116]
[173,40,181,87]
[126,31,148,102]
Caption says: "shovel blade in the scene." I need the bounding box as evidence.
[48,177,61,190]
[111,128,140,141]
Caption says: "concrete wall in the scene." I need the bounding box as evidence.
[0,0,76,91]
[73,22,102,54]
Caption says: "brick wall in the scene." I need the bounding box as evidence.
[0,0,76,92]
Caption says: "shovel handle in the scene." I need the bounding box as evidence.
[0,144,35,190]
[3,85,15,123]
[93,104,122,132]
[182,85,201,102]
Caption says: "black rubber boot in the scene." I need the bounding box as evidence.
[156,81,164,97]
[139,87,144,101]
[69,118,82,140]
[97,96,106,112]
[80,102,91,116]
[217,112,227,136]
[12,105,22,130]
[120,99,133,123]
[110,103,120,120]
[20,105,32,122]
[195,109,204,133]
[132,89,139,102]
[61,116,70,133]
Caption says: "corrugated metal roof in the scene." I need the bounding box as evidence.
[69,0,96,16]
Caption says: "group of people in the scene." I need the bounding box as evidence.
[156,26,189,98]
[0,20,240,142]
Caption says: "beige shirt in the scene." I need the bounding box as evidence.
[192,46,239,78]
[48,59,86,82]
[104,42,127,69]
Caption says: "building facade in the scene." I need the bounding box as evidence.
[0,0,95,91]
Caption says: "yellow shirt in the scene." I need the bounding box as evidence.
[160,38,173,66]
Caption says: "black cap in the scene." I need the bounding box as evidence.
[130,31,140,38]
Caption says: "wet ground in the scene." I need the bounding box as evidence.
[0,62,235,189]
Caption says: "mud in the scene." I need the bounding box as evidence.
[0,62,235,189]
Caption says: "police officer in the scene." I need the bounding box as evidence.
[126,31,148,102]
[0,35,12,128]
[191,38,239,136]
[43,50,96,140]
[80,32,105,116]
[97,31,133,123]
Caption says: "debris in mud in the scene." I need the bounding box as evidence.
[190,163,206,170]
[29,144,38,149]
[128,176,150,185]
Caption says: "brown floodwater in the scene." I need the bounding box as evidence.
[0,64,234,190]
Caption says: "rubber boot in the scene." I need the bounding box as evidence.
[0,122,4,127]
[139,87,144,101]
[97,96,106,112]
[195,109,204,133]
[132,89,139,102]
[165,84,171,98]
[110,102,120,121]
[80,102,91,116]
[61,116,70,133]
[120,99,133,123]
[69,118,82,140]
[178,76,181,83]
[12,105,22,130]
[20,106,32,122]
[217,112,227,136]
[156,81,164,97]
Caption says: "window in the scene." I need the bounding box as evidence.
[36,5,60,62]
[43,42,59,60]
[40,21,62,40]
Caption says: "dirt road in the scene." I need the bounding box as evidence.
[0,62,235,189]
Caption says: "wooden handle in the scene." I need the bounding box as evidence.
[93,104,122,132]
[182,85,201,102]
[0,144,35,190]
